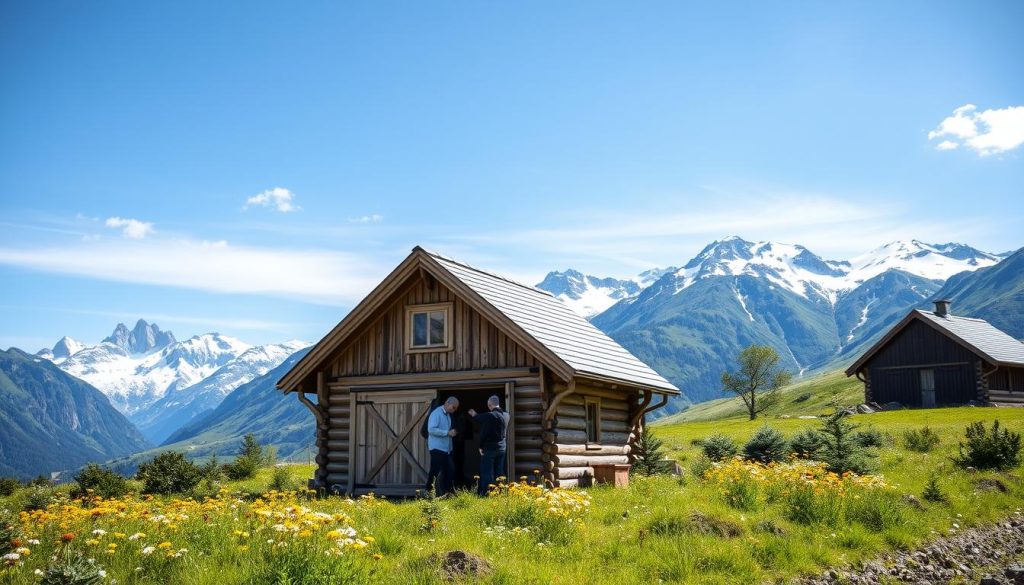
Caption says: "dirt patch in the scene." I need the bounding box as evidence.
[689,511,743,538]
[977,478,1010,493]
[430,550,491,580]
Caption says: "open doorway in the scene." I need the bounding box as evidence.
[438,386,504,491]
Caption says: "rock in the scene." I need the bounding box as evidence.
[979,575,1001,585]
[881,401,905,411]
[431,550,491,580]
[856,404,876,414]
[903,494,926,510]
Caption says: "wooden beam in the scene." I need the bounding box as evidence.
[330,367,536,386]
[544,379,576,424]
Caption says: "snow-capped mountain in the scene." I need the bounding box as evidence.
[36,336,87,362]
[536,270,642,317]
[140,340,310,444]
[548,237,1007,410]
[38,320,309,443]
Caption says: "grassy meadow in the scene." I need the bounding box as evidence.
[4,377,1024,583]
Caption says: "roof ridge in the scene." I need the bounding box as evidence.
[919,310,988,323]
[417,247,554,297]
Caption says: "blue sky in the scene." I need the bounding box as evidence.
[1,1,1022,350]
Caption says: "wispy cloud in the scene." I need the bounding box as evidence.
[105,217,155,239]
[244,187,299,212]
[928,104,1024,156]
[0,238,384,306]
[24,306,319,336]
[348,214,383,224]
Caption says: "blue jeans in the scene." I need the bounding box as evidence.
[478,449,506,496]
[426,449,454,496]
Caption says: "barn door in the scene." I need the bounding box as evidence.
[354,390,434,492]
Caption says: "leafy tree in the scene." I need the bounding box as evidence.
[817,410,876,474]
[721,345,793,420]
[137,452,202,495]
[631,425,674,476]
[72,464,130,499]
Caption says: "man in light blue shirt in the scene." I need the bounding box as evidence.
[425,396,459,495]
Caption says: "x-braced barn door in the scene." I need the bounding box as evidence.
[354,390,434,492]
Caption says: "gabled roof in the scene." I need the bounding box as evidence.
[845,309,1024,376]
[277,247,680,395]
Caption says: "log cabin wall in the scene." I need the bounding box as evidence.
[865,319,981,406]
[321,385,351,491]
[987,366,1024,405]
[328,277,540,377]
[542,382,638,488]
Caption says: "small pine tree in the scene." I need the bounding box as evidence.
[742,425,789,464]
[224,434,265,480]
[922,474,946,503]
[817,409,876,474]
[631,425,674,476]
[239,434,263,460]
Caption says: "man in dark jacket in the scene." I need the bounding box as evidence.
[468,395,509,496]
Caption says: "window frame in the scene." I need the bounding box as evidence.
[584,396,602,447]
[405,302,454,353]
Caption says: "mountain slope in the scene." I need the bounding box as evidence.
[148,348,315,464]
[0,348,150,479]
[931,247,1024,339]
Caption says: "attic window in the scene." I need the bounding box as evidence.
[406,303,453,352]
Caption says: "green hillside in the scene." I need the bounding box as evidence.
[658,368,863,424]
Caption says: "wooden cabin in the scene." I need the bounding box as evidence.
[276,247,679,495]
[846,300,1024,407]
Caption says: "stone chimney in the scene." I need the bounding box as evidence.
[934,300,951,317]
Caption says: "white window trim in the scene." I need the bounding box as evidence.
[405,302,454,353]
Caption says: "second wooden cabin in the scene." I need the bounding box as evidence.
[276,247,679,495]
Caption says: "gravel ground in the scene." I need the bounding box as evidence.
[801,510,1024,584]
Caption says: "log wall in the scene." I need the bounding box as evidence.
[322,385,351,491]
[541,382,640,488]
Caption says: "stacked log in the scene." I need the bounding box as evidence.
[544,389,637,488]
[512,377,545,481]
[323,387,352,491]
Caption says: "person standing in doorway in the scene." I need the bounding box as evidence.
[468,395,509,496]
[425,396,459,496]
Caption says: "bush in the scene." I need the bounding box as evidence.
[23,485,55,511]
[702,434,738,462]
[743,426,788,464]
[903,426,941,453]
[27,475,54,488]
[0,477,19,497]
[854,428,886,448]
[224,434,266,480]
[817,410,876,474]
[789,428,824,459]
[1,512,20,555]
[690,456,713,479]
[72,464,130,499]
[41,550,106,585]
[136,452,202,495]
[631,425,675,476]
[954,420,1021,470]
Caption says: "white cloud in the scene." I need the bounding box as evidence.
[105,217,154,239]
[0,238,383,306]
[348,214,383,224]
[244,187,299,212]
[929,104,1024,156]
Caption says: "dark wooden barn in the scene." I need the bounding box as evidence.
[846,300,1024,407]
[276,247,679,495]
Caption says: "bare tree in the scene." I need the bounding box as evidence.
[721,345,793,420]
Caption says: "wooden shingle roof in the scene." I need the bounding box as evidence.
[277,247,680,395]
[846,309,1024,376]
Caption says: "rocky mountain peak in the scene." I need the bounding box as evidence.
[102,320,176,353]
